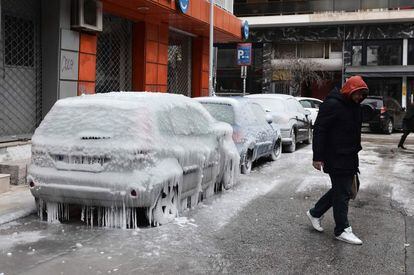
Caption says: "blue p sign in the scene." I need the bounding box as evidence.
[237,43,252,66]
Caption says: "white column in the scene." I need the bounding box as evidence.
[403,39,408,66]
[402,76,407,108]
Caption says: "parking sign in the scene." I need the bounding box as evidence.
[237,43,252,66]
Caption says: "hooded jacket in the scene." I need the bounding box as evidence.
[313,83,364,175]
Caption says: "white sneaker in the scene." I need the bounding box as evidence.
[335,227,363,245]
[306,210,324,232]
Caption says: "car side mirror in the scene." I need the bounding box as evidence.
[265,114,273,124]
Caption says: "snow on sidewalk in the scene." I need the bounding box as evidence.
[0,185,36,225]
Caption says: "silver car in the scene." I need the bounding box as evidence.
[246,94,312,153]
[27,92,240,227]
[196,97,282,174]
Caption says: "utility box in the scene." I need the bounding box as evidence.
[0,174,10,194]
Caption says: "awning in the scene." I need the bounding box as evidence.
[345,65,414,77]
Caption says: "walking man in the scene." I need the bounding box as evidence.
[306,75,368,245]
[398,102,414,149]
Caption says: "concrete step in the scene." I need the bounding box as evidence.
[0,159,30,185]
[0,174,10,194]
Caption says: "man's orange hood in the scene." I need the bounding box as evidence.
[341,76,368,98]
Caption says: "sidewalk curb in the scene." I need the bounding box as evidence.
[0,186,36,226]
[406,216,414,274]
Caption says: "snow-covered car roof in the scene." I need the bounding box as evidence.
[246,94,294,100]
[195,96,256,126]
[296,97,323,102]
[34,92,216,145]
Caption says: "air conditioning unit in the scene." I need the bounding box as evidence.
[71,0,103,32]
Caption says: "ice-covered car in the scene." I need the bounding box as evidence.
[245,94,312,153]
[27,92,240,228]
[296,97,323,126]
[196,97,281,174]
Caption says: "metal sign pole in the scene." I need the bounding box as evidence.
[208,0,214,96]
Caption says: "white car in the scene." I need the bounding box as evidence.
[27,92,240,227]
[245,94,312,153]
[296,97,323,126]
[196,97,282,174]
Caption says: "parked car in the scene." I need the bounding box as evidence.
[27,92,240,227]
[245,94,312,153]
[196,97,282,174]
[296,97,323,126]
[361,96,405,134]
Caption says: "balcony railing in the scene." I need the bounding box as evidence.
[234,0,414,17]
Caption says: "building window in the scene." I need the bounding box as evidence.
[4,15,35,67]
[408,39,414,65]
[366,40,402,66]
[352,45,362,66]
[274,44,296,59]
[330,41,342,52]
[298,43,324,58]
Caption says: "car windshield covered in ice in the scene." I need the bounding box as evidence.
[196,97,281,175]
[28,92,240,228]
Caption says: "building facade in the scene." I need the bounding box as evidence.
[216,0,414,108]
[0,0,243,142]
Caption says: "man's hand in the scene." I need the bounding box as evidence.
[313,161,324,171]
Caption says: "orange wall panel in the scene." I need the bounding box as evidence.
[158,85,167,92]
[202,71,209,90]
[158,43,168,65]
[159,24,169,45]
[146,23,159,41]
[79,33,97,54]
[78,81,95,95]
[157,64,168,86]
[145,63,158,85]
[79,53,96,82]
[146,40,159,63]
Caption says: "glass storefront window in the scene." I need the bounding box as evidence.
[352,45,362,66]
[366,45,379,65]
[408,78,414,105]
[364,78,402,104]
[408,39,414,65]
[298,43,325,58]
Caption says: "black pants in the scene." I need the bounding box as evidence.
[309,174,353,236]
[398,129,412,147]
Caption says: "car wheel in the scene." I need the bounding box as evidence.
[270,139,282,161]
[284,129,296,153]
[383,119,393,135]
[241,151,253,175]
[304,129,312,144]
[152,184,179,226]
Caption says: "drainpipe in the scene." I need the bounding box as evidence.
[209,0,215,96]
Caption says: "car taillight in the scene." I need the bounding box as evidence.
[380,106,387,114]
[232,130,243,143]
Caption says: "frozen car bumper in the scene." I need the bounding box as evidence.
[280,128,292,144]
[27,163,181,208]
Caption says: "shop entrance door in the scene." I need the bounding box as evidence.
[0,0,42,141]
[168,31,192,96]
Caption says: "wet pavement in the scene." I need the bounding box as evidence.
[0,133,413,274]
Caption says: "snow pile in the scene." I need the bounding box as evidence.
[28,92,240,228]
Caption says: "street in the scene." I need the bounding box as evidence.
[0,133,413,274]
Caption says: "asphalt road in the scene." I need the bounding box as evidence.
[0,133,413,274]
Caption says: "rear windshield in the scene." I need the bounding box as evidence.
[36,104,153,139]
[362,98,383,109]
[200,102,235,125]
[248,98,286,113]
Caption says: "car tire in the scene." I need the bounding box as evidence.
[270,139,282,161]
[241,151,253,175]
[284,129,296,153]
[383,119,393,135]
[151,184,179,226]
[304,128,312,145]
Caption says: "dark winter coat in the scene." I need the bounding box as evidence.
[402,104,414,131]
[313,88,362,175]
